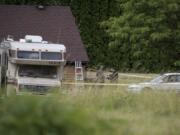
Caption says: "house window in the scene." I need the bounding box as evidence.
[17,51,39,59]
[41,52,62,60]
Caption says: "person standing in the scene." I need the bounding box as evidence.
[96,66,105,83]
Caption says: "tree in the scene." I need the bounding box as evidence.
[102,0,180,72]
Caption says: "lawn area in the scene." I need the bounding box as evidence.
[0,73,179,135]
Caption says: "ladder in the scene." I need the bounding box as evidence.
[75,61,84,81]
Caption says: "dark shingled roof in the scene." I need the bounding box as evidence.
[0,5,89,62]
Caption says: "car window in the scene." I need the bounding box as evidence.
[150,75,164,83]
[163,75,176,83]
[162,76,169,83]
[168,75,176,82]
[168,75,176,83]
[176,75,180,82]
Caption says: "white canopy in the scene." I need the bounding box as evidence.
[10,41,66,53]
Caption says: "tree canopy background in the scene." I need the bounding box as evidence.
[0,0,179,72]
[102,0,180,72]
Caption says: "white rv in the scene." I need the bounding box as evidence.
[0,35,66,94]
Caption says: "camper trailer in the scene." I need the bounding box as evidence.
[0,35,66,94]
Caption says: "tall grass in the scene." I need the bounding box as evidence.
[58,87,180,135]
[0,74,179,135]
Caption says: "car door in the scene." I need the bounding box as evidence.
[174,75,180,91]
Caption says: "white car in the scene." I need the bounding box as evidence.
[128,73,180,92]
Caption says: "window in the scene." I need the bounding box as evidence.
[41,52,61,60]
[18,65,57,79]
[167,75,176,82]
[9,50,16,57]
[17,51,39,59]
[176,75,180,82]
[162,76,169,83]
[5,53,8,66]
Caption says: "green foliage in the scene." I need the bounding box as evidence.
[0,96,108,135]
[174,60,180,67]
[102,0,180,72]
[70,0,119,65]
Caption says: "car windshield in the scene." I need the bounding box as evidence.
[150,75,164,83]
[18,65,57,79]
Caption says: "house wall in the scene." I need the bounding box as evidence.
[63,64,87,82]
[63,65,75,82]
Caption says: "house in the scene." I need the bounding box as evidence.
[0,5,89,81]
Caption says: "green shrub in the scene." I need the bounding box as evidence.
[0,96,105,135]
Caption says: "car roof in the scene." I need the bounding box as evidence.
[163,73,180,76]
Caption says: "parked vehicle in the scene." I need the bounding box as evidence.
[0,35,66,94]
[128,73,180,92]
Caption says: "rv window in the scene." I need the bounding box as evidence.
[17,51,39,59]
[19,65,57,79]
[9,50,16,57]
[41,52,62,60]
[5,53,8,66]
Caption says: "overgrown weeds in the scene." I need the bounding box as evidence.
[0,86,179,135]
